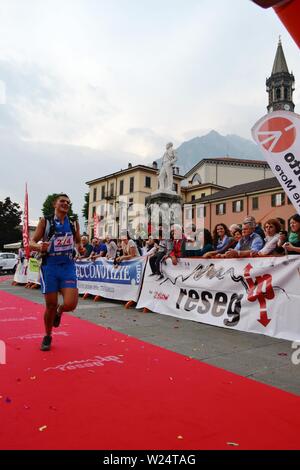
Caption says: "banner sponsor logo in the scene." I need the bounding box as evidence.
[44,355,123,372]
[138,257,299,341]
[76,259,143,285]
[252,111,300,215]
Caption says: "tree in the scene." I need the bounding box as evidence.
[42,194,78,220]
[82,192,89,222]
[0,197,22,250]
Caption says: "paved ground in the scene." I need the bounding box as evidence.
[1,276,299,396]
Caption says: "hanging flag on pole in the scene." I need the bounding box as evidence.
[23,183,30,259]
[252,110,300,216]
[94,211,99,238]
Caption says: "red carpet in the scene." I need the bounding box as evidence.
[0,290,300,450]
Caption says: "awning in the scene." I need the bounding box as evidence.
[3,242,22,250]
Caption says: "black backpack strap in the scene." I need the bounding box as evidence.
[43,215,56,242]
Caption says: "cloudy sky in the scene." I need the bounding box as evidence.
[0,0,299,225]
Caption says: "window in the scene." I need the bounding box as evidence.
[284,87,288,100]
[271,193,285,207]
[252,197,259,210]
[216,203,226,215]
[276,87,281,100]
[172,183,178,192]
[101,186,105,199]
[93,188,97,202]
[201,192,206,198]
[92,206,96,216]
[128,198,134,211]
[197,205,206,218]
[185,207,192,219]
[145,176,151,188]
[232,200,244,213]
[119,180,124,195]
[130,177,134,193]
[110,183,114,197]
[191,195,196,202]
[109,203,114,215]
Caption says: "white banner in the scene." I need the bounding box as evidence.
[252,110,300,215]
[13,258,41,284]
[76,257,147,302]
[13,259,29,284]
[137,256,300,342]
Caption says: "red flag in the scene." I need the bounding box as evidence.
[23,183,30,259]
[94,212,99,238]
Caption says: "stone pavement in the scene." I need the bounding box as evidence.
[1,276,299,395]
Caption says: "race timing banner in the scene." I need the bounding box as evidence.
[137,256,300,342]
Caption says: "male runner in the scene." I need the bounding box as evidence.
[30,193,84,351]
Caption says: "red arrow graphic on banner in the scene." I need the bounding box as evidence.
[257,116,296,153]
[243,263,273,327]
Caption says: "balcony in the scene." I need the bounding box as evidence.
[101,193,116,200]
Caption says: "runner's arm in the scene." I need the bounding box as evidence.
[29,218,49,252]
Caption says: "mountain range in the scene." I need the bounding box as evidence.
[155,130,264,174]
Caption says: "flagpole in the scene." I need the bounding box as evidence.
[23,183,30,259]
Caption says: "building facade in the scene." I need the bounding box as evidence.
[188,177,295,233]
[86,163,184,238]
[184,157,273,188]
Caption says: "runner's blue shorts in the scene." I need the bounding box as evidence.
[40,262,77,294]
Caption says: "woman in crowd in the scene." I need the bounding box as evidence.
[203,223,233,258]
[283,214,300,255]
[256,218,281,256]
[115,232,140,263]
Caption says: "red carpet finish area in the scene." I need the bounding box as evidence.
[0,290,300,450]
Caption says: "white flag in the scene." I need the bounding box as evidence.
[252,110,300,215]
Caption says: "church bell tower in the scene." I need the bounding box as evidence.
[266,38,295,113]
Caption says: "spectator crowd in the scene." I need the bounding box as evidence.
[74,213,300,277]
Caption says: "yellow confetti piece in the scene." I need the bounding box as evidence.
[39,425,47,432]
[227,442,239,447]
[177,435,184,440]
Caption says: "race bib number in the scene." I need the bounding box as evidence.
[54,235,74,252]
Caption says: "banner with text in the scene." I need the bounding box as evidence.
[137,256,300,341]
[252,110,300,215]
[13,258,41,284]
[76,257,147,301]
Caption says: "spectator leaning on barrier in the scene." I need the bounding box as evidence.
[164,224,186,265]
[105,236,118,260]
[203,223,234,258]
[89,238,107,261]
[115,232,140,263]
[256,219,281,257]
[283,214,300,255]
[76,235,93,259]
[243,216,265,245]
[224,221,264,258]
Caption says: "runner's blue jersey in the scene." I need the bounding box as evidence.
[46,216,75,265]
